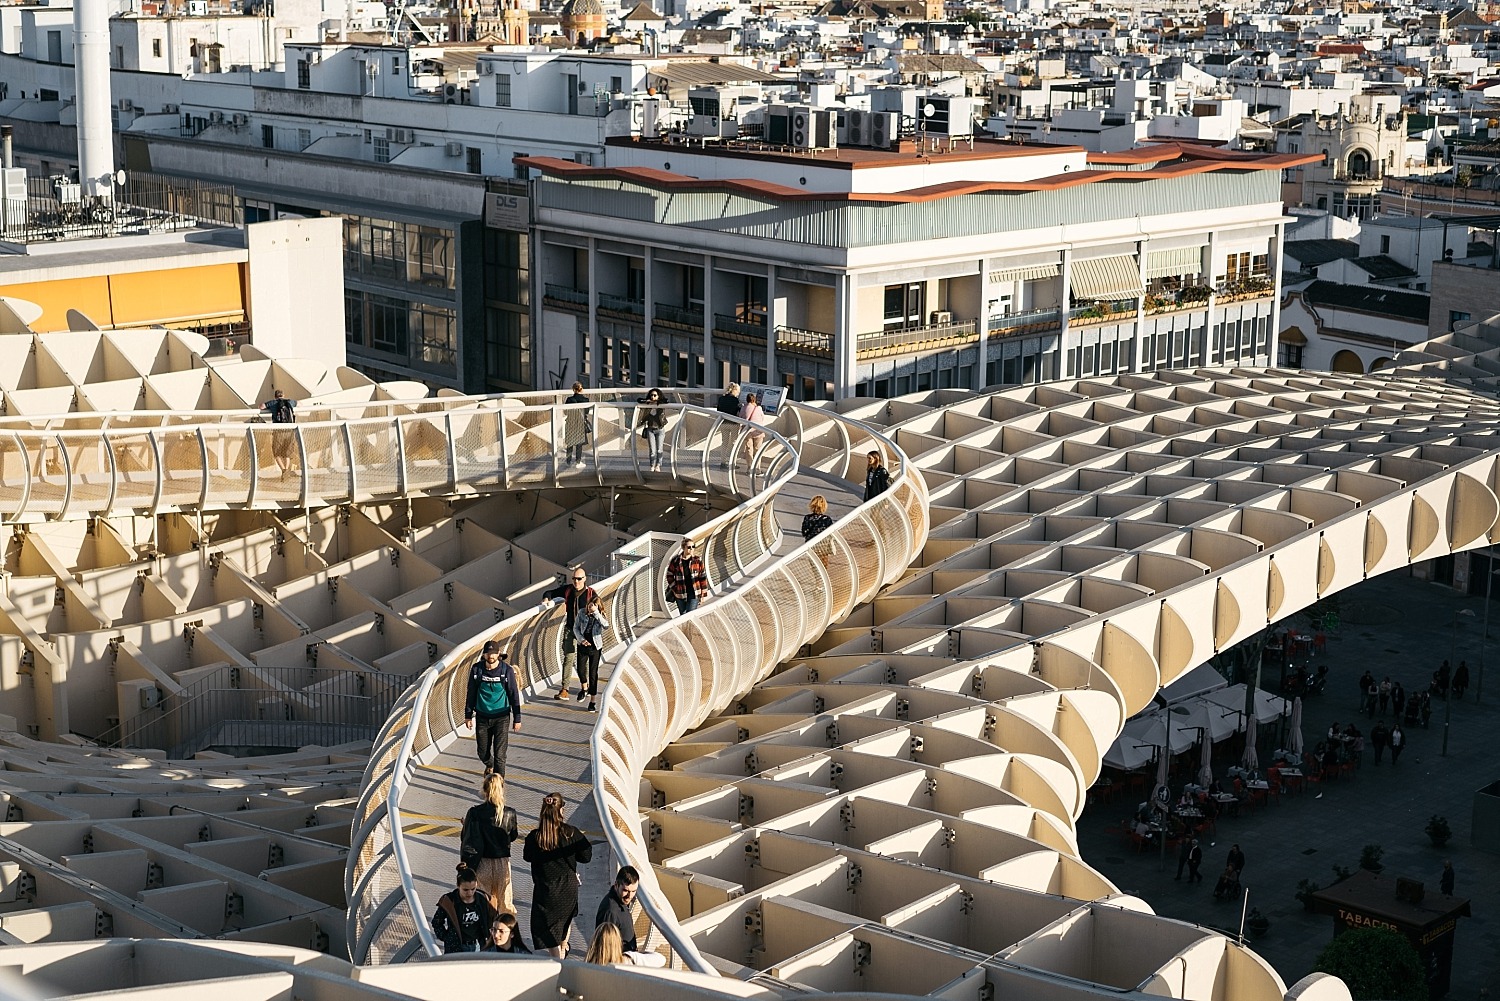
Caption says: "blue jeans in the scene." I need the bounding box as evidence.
[643,428,663,463]
[675,595,700,616]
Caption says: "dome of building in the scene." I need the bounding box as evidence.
[559,0,607,41]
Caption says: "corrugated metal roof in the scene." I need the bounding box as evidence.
[648,61,785,85]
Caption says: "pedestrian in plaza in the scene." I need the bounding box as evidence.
[431,865,497,954]
[1365,678,1379,718]
[1388,723,1406,765]
[636,388,670,472]
[1226,843,1245,876]
[665,538,710,616]
[573,592,610,713]
[739,391,767,470]
[1440,860,1455,896]
[562,381,591,467]
[802,494,833,542]
[1175,836,1192,880]
[523,792,594,959]
[541,566,595,700]
[864,450,891,501]
[1370,721,1389,765]
[715,382,742,467]
[463,642,523,777]
[260,388,298,478]
[595,866,668,967]
[460,772,519,914]
[1186,838,1204,882]
[483,913,531,955]
[1357,671,1374,711]
[1378,677,1392,713]
[1392,682,1407,721]
[1213,863,1241,901]
[1453,661,1470,700]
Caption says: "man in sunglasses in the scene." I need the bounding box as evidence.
[540,566,595,700]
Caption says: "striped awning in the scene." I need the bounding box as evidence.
[1070,255,1143,300]
[989,262,1061,284]
[1145,246,1205,279]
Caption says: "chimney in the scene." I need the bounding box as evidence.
[2,125,12,169]
[74,2,116,200]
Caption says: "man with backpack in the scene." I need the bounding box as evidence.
[464,642,522,777]
[261,389,297,478]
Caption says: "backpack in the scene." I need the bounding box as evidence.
[268,399,295,424]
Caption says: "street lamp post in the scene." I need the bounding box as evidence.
[1480,554,1498,704]
[1444,608,1476,756]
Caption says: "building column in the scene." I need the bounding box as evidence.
[528,225,544,389]
[586,236,599,386]
[978,258,992,390]
[1204,230,1219,369]
[702,255,716,389]
[1269,221,1286,368]
[833,273,855,399]
[1057,250,1072,382]
[1134,239,1148,374]
[643,245,655,387]
[767,267,783,390]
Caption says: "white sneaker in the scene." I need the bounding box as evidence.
[574,461,586,469]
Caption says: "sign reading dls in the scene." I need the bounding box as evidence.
[486,192,529,230]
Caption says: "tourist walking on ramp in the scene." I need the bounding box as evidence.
[802,495,833,542]
[715,383,741,467]
[864,450,891,501]
[636,388,670,472]
[739,392,767,469]
[463,642,522,777]
[483,914,531,954]
[574,593,610,713]
[562,381,591,467]
[541,566,595,700]
[431,865,496,954]
[260,389,298,478]
[595,866,668,967]
[460,772,519,914]
[665,538,710,616]
[523,792,594,959]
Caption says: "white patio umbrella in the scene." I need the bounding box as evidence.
[1197,730,1214,787]
[1153,739,1171,810]
[1289,696,1305,757]
[1241,713,1260,770]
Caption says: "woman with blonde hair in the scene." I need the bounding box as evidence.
[585,922,624,965]
[459,772,518,913]
[523,791,594,958]
[801,495,832,541]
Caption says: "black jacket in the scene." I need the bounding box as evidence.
[716,392,741,416]
[461,802,520,861]
[432,887,496,953]
[596,886,639,952]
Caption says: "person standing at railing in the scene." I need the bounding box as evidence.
[573,593,610,713]
[562,381,591,468]
[664,538,710,616]
[637,388,670,472]
[739,392,766,470]
[523,792,594,960]
[463,642,522,777]
[541,566,596,701]
[260,389,297,478]
[714,382,741,468]
[460,772,519,914]
[864,450,891,501]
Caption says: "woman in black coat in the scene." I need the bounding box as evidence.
[522,791,593,958]
[460,773,519,914]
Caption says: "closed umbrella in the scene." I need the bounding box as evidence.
[1241,713,1259,771]
[1197,730,1214,787]
[1153,725,1171,810]
[1289,696,1305,757]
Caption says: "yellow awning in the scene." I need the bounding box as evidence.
[989,262,1061,284]
[1280,325,1308,346]
[108,263,246,326]
[1145,246,1205,279]
[1070,255,1143,300]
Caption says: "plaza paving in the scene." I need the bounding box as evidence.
[1078,570,1500,999]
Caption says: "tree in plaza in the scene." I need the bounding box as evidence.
[1313,928,1427,1001]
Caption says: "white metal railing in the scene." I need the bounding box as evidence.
[0,393,775,525]
[588,405,928,973]
[344,391,807,964]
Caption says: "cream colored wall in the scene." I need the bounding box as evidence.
[246,217,348,373]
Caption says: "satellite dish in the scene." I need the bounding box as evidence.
[922,102,935,117]
[115,169,127,186]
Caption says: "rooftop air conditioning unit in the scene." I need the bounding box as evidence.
[870,110,899,148]
[231,112,247,126]
[766,104,792,144]
[444,82,460,103]
[162,103,178,114]
[445,141,464,156]
[209,110,224,123]
[846,109,868,146]
[118,98,134,111]
[930,310,954,326]
[389,127,414,143]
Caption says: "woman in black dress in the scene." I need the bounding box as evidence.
[522,791,593,958]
